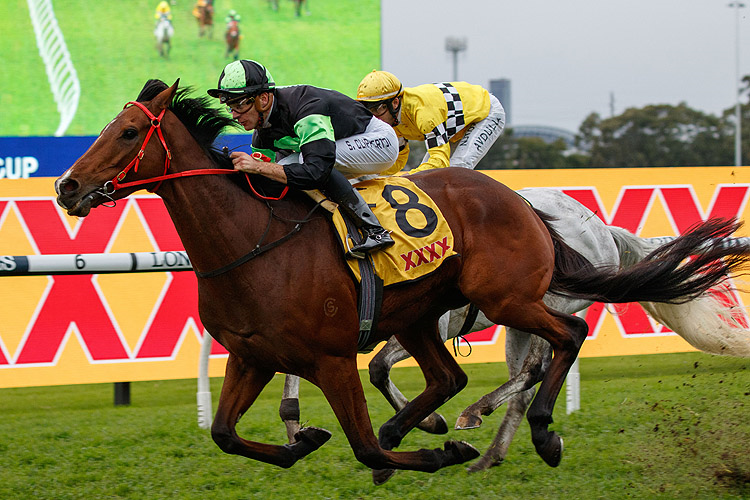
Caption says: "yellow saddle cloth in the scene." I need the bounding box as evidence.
[331,176,458,287]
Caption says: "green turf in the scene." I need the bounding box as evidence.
[1,352,749,499]
[0,0,380,137]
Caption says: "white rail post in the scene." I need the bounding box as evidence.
[197,329,214,429]
[566,356,581,414]
[566,309,584,414]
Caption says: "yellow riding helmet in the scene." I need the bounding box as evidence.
[356,70,403,102]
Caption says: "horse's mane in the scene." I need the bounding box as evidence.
[135,79,287,198]
[137,79,240,170]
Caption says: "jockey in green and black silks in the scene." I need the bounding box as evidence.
[208,60,400,257]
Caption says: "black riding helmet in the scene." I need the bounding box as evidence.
[207,60,276,103]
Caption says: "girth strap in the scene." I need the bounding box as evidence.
[342,214,383,352]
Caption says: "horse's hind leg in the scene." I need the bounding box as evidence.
[211,354,331,467]
[521,308,587,467]
[364,325,479,484]
[369,335,448,434]
[376,324,473,452]
[280,374,301,443]
[314,353,478,477]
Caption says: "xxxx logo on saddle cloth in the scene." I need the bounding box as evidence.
[331,176,458,286]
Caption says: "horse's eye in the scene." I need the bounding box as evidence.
[122,128,138,140]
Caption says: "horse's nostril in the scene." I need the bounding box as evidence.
[62,179,79,193]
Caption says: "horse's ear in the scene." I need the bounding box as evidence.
[152,79,180,111]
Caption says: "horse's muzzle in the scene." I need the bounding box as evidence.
[55,177,104,217]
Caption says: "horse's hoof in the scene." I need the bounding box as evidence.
[294,426,332,450]
[467,455,503,473]
[416,412,449,434]
[535,433,563,467]
[455,411,483,430]
[372,468,396,485]
[444,440,480,465]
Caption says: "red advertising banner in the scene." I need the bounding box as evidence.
[1,168,749,388]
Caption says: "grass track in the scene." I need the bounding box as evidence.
[0,0,379,136]
[1,352,750,499]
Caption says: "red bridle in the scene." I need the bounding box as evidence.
[105,100,288,200]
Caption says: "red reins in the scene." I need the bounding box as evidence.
[107,100,288,201]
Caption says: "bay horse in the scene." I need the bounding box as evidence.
[275,188,750,481]
[194,0,214,38]
[154,15,173,58]
[54,80,750,476]
[225,20,240,60]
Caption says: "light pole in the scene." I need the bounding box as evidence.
[445,37,467,81]
[729,2,745,166]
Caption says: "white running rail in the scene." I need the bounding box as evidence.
[26,0,80,136]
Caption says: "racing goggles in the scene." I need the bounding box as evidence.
[363,100,390,117]
[224,96,256,114]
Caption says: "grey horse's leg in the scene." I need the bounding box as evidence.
[465,329,552,472]
[280,374,301,443]
[455,330,550,430]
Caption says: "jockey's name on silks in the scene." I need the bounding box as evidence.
[331,176,458,286]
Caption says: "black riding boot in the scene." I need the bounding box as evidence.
[322,169,394,258]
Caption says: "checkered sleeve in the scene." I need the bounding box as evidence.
[423,83,465,149]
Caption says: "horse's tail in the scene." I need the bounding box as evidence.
[543,212,750,306]
[607,225,750,357]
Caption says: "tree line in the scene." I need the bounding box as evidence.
[404,76,750,170]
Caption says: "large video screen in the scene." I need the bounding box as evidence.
[1,0,380,139]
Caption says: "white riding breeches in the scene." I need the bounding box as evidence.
[278,116,399,178]
[421,94,506,170]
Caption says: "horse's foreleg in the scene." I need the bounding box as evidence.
[467,388,536,472]
[464,329,549,472]
[211,354,330,468]
[369,337,448,434]
[314,355,478,481]
[280,374,301,443]
[455,330,549,429]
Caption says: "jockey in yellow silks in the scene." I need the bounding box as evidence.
[357,71,506,175]
[155,1,172,21]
